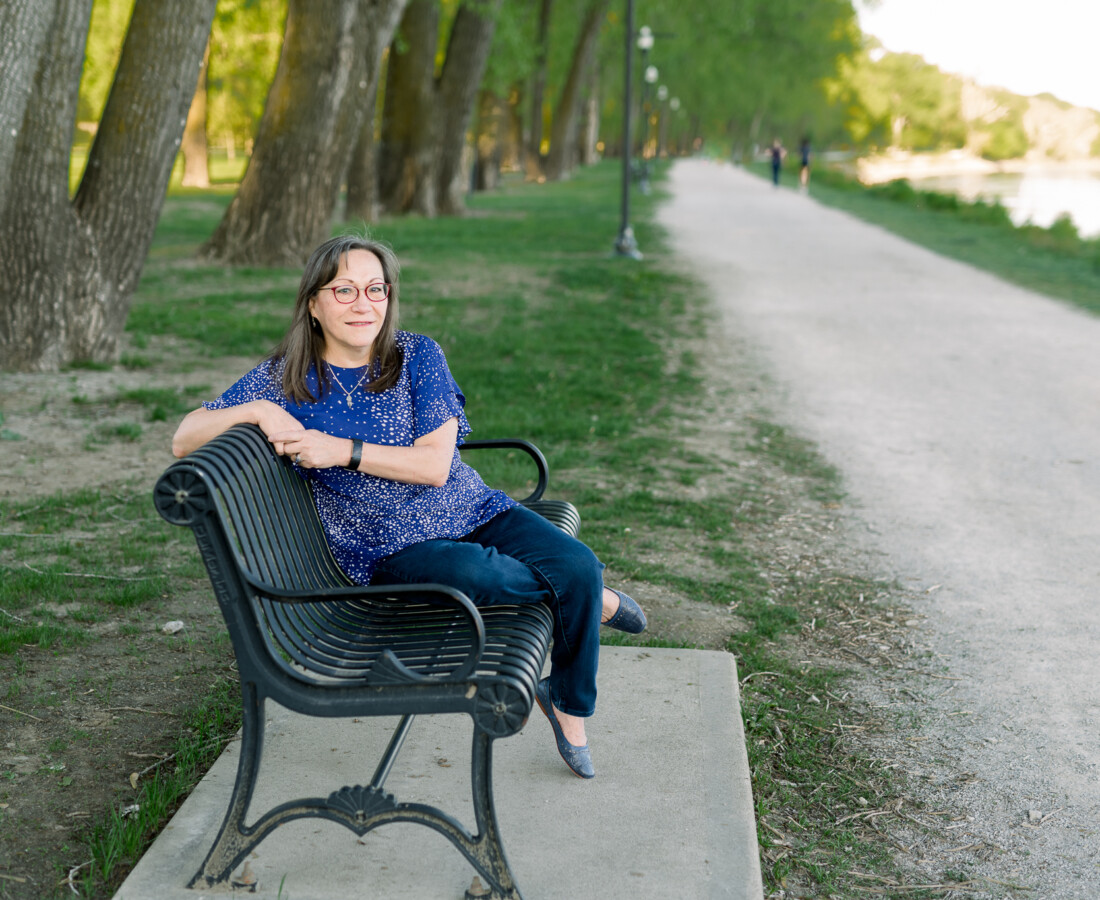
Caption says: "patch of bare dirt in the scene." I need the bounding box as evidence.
[0,353,247,899]
[0,589,234,899]
[0,350,252,503]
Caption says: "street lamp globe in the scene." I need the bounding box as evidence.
[644,64,658,84]
[637,25,654,51]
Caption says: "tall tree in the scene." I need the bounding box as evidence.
[378,0,504,216]
[180,44,212,188]
[543,0,609,180]
[473,0,539,190]
[525,0,553,178]
[346,100,382,223]
[0,2,53,219]
[201,0,406,265]
[436,0,506,213]
[377,0,440,215]
[0,0,216,372]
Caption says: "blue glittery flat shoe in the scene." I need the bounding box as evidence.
[534,678,594,779]
[602,588,647,634]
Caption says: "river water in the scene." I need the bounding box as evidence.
[909,169,1100,238]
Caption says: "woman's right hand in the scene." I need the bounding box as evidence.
[251,402,305,455]
[172,400,302,458]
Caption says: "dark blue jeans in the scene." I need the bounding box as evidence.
[371,506,604,718]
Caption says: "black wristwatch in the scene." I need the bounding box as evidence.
[345,438,364,471]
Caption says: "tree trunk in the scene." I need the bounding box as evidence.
[544,0,609,181]
[378,0,502,217]
[580,62,601,165]
[0,0,216,372]
[345,3,410,224]
[474,90,504,191]
[181,43,211,188]
[346,91,381,223]
[377,0,441,216]
[503,82,524,172]
[202,0,405,266]
[436,0,504,214]
[0,0,54,218]
[524,0,552,180]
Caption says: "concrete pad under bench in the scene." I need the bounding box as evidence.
[114,646,762,900]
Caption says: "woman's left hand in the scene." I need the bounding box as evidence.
[268,429,350,469]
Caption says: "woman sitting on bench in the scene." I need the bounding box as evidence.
[171,233,646,780]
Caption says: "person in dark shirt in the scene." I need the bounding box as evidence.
[769,139,786,186]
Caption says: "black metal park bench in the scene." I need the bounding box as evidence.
[153,423,580,899]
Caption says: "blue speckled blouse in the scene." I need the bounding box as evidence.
[201,331,516,583]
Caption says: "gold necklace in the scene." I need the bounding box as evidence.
[326,362,369,407]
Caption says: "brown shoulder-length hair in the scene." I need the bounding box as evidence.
[271,234,403,404]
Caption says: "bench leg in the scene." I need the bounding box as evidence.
[445,726,524,899]
[187,682,267,889]
[187,688,525,898]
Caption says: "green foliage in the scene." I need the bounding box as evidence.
[77,0,285,166]
[969,88,1030,161]
[980,114,1029,161]
[77,0,136,131]
[837,48,967,151]
[481,0,540,93]
[206,0,287,154]
[633,0,859,153]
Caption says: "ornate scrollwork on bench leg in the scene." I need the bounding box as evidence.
[188,705,524,898]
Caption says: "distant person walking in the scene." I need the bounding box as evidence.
[768,139,785,187]
[799,138,811,190]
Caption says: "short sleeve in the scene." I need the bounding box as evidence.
[202,358,287,411]
[406,336,471,441]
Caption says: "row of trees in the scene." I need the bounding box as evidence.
[833,41,1100,160]
[1,0,858,371]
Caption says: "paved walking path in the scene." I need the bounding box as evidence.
[659,159,1100,897]
[114,647,762,899]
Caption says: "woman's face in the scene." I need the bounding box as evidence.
[308,249,389,365]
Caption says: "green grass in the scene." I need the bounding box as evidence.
[0,489,204,655]
[21,158,951,897]
[774,163,1100,316]
[77,677,241,895]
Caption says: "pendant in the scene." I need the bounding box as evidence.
[346,395,353,408]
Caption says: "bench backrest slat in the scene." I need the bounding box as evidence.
[188,426,350,593]
[157,424,560,689]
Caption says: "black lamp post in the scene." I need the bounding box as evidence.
[614,4,643,259]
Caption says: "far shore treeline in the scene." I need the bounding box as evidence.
[2,0,1099,373]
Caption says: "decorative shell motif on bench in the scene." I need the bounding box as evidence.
[327,784,398,827]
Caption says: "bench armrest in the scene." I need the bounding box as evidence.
[241,574,487,684]
[459,438,549,503]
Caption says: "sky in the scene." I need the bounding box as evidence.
[856,0,1100,112]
